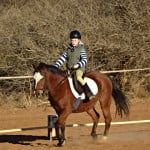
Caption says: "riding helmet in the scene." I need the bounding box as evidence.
[70,30,81,39]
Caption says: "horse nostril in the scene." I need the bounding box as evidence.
[36,93,41,98]
[34,90,43,98]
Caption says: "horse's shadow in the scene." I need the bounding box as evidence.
[0,134,49,146]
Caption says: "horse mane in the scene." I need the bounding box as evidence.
[37,62,67,77]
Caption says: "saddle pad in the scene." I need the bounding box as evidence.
[68,77,98,100]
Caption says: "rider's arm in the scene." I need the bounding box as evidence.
[76,49,87,68]
[54,51,68,68]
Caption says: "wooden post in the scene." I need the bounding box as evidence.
[47,115,58,141]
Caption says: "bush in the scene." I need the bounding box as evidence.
[0,0,149,106]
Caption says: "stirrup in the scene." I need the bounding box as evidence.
[72,96,82,110]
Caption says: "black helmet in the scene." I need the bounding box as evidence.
[70,30,81,39]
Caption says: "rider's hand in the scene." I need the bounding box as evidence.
[73,64,79,69]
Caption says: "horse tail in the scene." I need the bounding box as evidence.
[112,82,130,117]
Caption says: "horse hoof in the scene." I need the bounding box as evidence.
[61,139,66,146]
[91,133,98,139]
[56,143,63,147]
[56,139,66,147]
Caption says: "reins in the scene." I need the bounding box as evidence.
[50,75,68,92]
[49,69,77,92]
[36,69,76,93]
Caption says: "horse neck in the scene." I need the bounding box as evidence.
[45,71,65,90]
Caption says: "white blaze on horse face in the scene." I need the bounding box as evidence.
[33,72,44,88]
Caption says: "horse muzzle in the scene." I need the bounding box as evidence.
[34,89,44,98]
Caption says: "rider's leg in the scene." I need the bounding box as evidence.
[76,70,94,100]
[76,69,86,86]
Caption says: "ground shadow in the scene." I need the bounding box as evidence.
[0,134,49,145]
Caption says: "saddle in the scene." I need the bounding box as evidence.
[68,72,98,100]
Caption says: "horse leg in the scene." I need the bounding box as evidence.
[101,104,112,138]
[54,112,60,140]
[56,111,70,146]
[86,108,100,139]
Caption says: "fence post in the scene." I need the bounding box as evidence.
[47,115,58,141]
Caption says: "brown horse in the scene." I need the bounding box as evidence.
[33,62,129,146]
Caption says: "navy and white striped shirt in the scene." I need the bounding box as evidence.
[54,43,87,69]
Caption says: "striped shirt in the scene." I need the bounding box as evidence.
[54,43,87,69]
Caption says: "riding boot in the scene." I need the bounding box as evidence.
[83,83,95,100]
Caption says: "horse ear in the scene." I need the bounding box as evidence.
[39,62,46,66]
[32,64,37,69]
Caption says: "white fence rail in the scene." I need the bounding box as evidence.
[0,76,33,80]
[101,68,150,73]
[0,120,150,134]
[0,68,150,80]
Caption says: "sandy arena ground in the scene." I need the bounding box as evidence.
[0,102,150,150]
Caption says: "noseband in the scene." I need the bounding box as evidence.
[34,69,76,94]
[34,75,69,94]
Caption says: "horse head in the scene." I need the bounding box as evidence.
[33,62,67,97]
[33,62,46,97]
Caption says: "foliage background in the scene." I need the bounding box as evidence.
[0,0,149,106]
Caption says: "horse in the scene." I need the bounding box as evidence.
[33,62,129,146]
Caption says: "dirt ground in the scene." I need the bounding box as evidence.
[0,102,150,150]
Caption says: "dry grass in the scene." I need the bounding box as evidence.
[0,0,149,106]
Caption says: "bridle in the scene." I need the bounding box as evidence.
[34,71,74,94]
[34,69,77,95]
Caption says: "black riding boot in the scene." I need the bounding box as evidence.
[83,83,95,100]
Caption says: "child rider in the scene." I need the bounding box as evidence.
[54,30,94,100]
